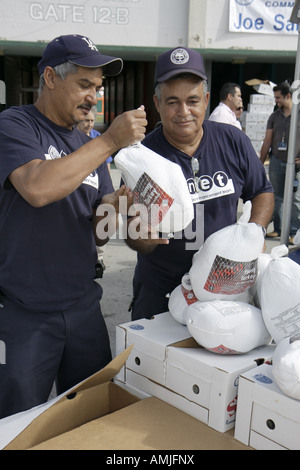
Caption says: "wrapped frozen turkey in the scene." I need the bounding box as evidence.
[272,335,300,400]
[186,299,271,354]
[260,253,300,343]
[250,245,288,309]
[189,202,264,302]
[114,143,194,233]
[168,274,198,325]
[293,229,300,246]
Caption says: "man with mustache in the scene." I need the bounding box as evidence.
[125,47,274,321]
[209,82,243,130]
[0,34,147,418]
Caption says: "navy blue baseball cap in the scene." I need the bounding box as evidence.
[38,34,123,76]
[154,47,207,86]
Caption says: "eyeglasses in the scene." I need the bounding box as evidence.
[236,107,244,111]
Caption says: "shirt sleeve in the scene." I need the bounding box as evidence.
[0,110,46,187]
[94,161,114,208]
[266,112,275,130]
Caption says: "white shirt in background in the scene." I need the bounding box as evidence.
[209,102,242,130]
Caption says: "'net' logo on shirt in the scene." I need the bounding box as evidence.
[187,171,235,203]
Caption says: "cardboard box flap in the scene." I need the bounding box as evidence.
[245,78,277,96]
[245,79,271,86]
[1,346,133,450]
[65,345,133,395]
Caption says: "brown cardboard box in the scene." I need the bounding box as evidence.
[245,78,276,96]
[3,346,250,450]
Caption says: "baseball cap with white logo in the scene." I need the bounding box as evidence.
[37,34,123,76]
[154,47,207,86]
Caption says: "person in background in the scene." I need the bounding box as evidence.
[260,82,300,242]
[209,82,243,130]
[77,105,112,271]
[234,105,244,127]
[0,34,147,419]
[125,47,274,321]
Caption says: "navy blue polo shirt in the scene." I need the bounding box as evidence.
[0,104,113,311]
[133,121,273,294]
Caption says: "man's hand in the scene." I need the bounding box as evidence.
[93,185,133,246]
[125,215,170,255]
[103,105,147,153]
[101,185,133,215]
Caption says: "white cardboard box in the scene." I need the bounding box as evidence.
[249,94,275,105]
[245,112,271,124]
[247,104,274,114]
[245,123,267,133]
[115,312,191,384]
[245,131,265,142]
[124,368,210,424]
[253,83,274,96]
[116,312,275,433]
[165,339,275,433]
[251,140,263,154]
[234,363,300,450]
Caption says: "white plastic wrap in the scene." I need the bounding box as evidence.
[168,274,198,325]
[114,143,194,233]
[186,299,271,354]
[261,252,300,343]
[250,245,288,309]
[189,202,264,302]
[272,336,300,400]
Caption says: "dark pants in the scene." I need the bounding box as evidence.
[269,155,300,235]
[0,281,111,419]
[130,277,169,321]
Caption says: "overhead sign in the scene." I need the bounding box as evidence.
[0,0,187,48]
[229,0,299,34]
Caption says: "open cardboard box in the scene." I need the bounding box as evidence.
[0,346,137,450]
[0,345,250,450]
[245,78,276,96]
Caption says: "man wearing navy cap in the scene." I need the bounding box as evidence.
[125,47,274,321]
[0,34,147,418]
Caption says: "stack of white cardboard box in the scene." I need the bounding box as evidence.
[115,313,276,435]
[242,80,276,155]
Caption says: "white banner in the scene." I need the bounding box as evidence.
[229,0,298,34]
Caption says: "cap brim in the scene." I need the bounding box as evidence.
[69,55,123,76]
[156,68,207,85]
